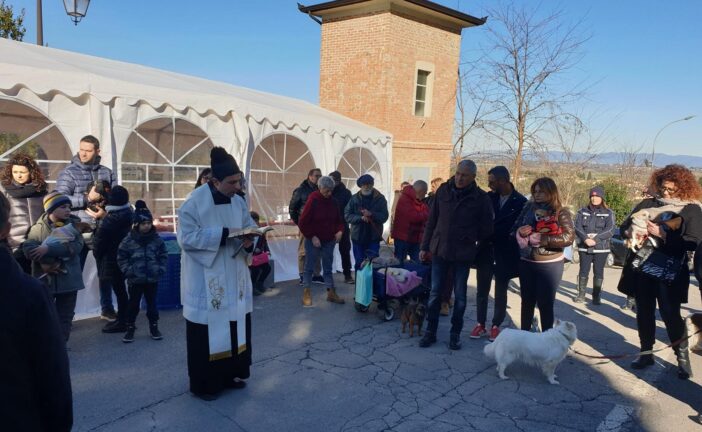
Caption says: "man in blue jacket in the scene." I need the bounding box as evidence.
[56,134,117,320]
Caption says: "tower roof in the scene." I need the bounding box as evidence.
[298,0,487,28]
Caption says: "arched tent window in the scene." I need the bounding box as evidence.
[249,133,315,236]
[336,147,382,193]
[0,98,72,184]
[121,117,213,231]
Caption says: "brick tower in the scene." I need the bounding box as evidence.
[299,0,485,188]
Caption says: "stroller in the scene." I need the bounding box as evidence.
[354,255,431,321]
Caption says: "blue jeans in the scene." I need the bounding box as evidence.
[394,239,419,264]
[352,241,380,270]
[426,255,471,335]
[303,238,335,289]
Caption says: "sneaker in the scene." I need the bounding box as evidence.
[122,325,135,343]
[488,325,500,342]
[469,324,487,339]
[102,321,127,333]
[344,276,355,284]
[312,275,325,284]
[100,310,118,322]
[298,274,303,285]
[149,323,163,340]
[440,302,450,316]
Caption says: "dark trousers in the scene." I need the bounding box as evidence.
[518,259,564,331]
[100,275,128,322]
[634,275,685,351]
[126,282,159,324]
[426,256,471,335]
[578,252,608,280]
[339,227,352,278]
[249,264,271,291]
[441,265,455,303]
[352,241,380,270]
[54,291,78,342]
[394,239,420,264]
[475,249,509,327]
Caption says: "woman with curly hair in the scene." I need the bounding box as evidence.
[618,164,702,379]
[0,152,48,251]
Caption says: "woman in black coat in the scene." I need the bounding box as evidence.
[618,164,702,379]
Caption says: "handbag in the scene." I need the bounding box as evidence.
[355,261,374,307]
[632,248,683,283]
[250,252,270,267]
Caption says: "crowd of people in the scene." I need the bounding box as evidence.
[3,134,702,426]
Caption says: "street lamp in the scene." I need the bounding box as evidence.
[63,0,91,25]
[36,0,91,46]
[650,115,695,168]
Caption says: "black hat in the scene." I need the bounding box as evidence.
[133,200,153,224]
[210,147,240,181]
[329,171,341,183]
[109,185,129,206]
[590,186,605,199]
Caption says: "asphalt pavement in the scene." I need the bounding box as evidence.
[67,263,702,432]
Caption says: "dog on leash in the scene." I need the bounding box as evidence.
[400,298,426,337]
[484,319,578,385]
[687,313,702,352]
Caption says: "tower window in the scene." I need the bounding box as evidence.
[414,69,432,117]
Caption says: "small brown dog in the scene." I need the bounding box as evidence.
[401,299,426,337]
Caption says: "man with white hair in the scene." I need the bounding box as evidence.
[419,160,494,350]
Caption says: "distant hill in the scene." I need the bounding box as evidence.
[528,152,702,168]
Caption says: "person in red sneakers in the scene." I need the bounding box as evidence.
[472,166,527,342]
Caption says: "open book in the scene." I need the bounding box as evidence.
[227,225,274,239]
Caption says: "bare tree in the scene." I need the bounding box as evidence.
[464,4,590,182]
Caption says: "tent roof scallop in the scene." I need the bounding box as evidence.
[0,38,391,145]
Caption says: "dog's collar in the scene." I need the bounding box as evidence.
[555,328,575,344]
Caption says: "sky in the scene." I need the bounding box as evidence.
[7,0,702,156]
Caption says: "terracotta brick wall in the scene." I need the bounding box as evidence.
[319,10,461,187]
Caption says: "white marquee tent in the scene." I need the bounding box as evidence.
[0,38,392,317]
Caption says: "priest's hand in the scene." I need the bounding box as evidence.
[312,236,321,248]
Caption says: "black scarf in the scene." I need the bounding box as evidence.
[2,182,46,199]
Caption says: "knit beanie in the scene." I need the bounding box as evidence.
[590,186,605,200]
[43,191,71,214]
[210,147,240,181]
[356,174,374,187]
[108,185,129,206]
[133,200,153,224]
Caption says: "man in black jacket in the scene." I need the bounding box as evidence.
[419,160,494,350]
[0,193,73,431]
[472,166,526,342]
[289,168,323,283]
[329,171,354,283]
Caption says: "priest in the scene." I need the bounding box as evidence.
[178,147,258,401]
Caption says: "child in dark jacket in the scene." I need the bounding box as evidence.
[249,211,272,296]
[117,200,167,343]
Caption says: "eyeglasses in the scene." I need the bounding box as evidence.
[660,186,677,194]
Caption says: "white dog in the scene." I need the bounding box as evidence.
[625,204,683,251]
[484,319,578,385]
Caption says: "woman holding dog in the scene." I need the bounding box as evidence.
[573,186,615,305]
[618,164,702,379]
[513,177,575,332]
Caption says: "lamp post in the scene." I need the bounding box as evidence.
[36,0,91,46]
[650,115,695,168]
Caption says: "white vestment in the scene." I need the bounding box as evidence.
[177,185,257,360]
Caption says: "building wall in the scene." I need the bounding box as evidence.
[319,10,462,188]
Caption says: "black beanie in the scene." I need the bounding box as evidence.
[133,200,153,224]
[210,147,240,181]
[109,185,129,206]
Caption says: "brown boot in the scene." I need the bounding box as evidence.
[326,288,345,304]
[302,287,313,307]
[440,302,450,316]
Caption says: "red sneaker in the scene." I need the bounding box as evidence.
[469,324,487,339]
[488,325,500,342]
